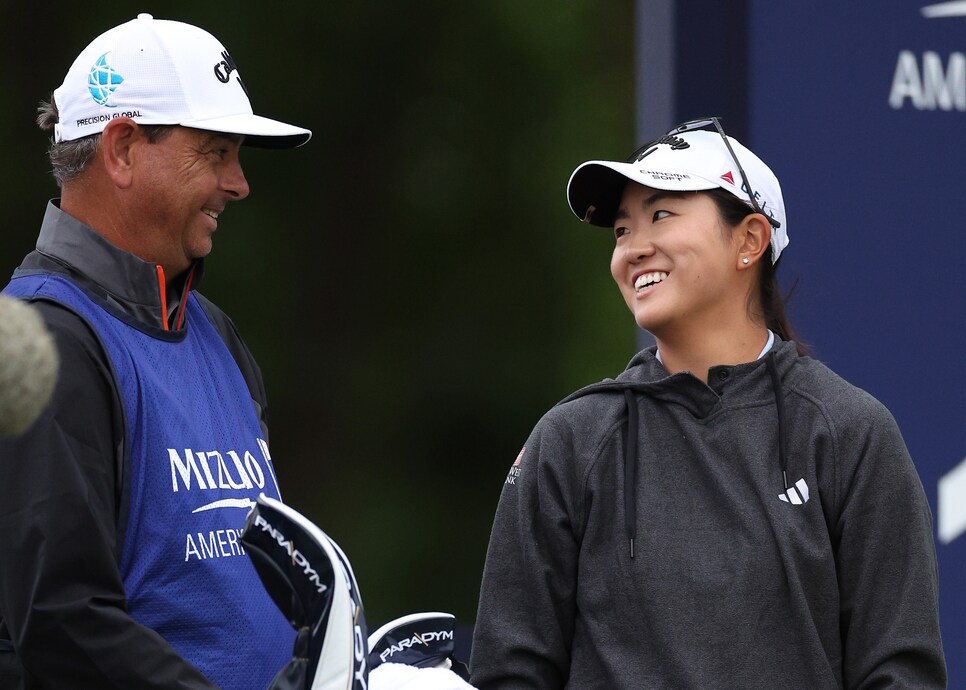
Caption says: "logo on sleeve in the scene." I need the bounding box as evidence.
[505,446,525,485]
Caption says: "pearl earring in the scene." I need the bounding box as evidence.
[742,257,750,265]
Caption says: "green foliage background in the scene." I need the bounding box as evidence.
[0,1,636,626]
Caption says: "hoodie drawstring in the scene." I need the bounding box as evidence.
[623,389,638,559]
[620,351,792,560]
[765,352,792,497]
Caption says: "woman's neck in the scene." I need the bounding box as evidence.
[655,322,771,384]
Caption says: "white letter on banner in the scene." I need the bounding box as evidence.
[921,51,966,110]
[938,456,966,544]
[889,51,923,110]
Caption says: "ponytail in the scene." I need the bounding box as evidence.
[706,188,810,357]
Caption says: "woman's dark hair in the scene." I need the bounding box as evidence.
[705,187,810,356]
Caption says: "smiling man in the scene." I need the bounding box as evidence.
[0,14,309,690]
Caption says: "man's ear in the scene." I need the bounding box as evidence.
[736,213,772,270]
[99,118,141,190]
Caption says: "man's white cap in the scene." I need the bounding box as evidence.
[52,13,311,148]
[567,129,788,262]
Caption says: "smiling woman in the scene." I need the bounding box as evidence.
[609,186,757,359]
[470,118,947,689]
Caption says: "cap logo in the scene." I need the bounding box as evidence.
[656,134,689,150]
[640,170,692,182]
[627,135,690,163]
[213,50,249,96]
[87,53,124,107]
[720,171,735,185]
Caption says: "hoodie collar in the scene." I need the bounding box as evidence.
[564,337,801,560]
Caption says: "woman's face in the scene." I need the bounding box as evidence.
[610,182,741,337]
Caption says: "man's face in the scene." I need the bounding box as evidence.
[130,126,249,277]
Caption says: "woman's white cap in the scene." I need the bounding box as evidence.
[52,14,311,149]
[567,129,788,262]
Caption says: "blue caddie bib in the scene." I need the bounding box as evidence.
[4,273,294,689]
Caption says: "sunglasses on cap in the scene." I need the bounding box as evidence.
[626,117,782,230]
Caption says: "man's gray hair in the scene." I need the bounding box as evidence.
[37,97,100,188]
[37,95,173,188]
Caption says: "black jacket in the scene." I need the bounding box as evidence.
[472,341,946,689]
[0,202,269,689]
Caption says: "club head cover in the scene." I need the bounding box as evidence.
[241,494,368,690]
[367,612,469,680]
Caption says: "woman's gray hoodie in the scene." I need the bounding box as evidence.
[471,339,946,689]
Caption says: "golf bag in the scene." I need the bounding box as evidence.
[241,495,367,690]
[241,494,476,690]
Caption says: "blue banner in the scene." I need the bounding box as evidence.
[749,1,966,680]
